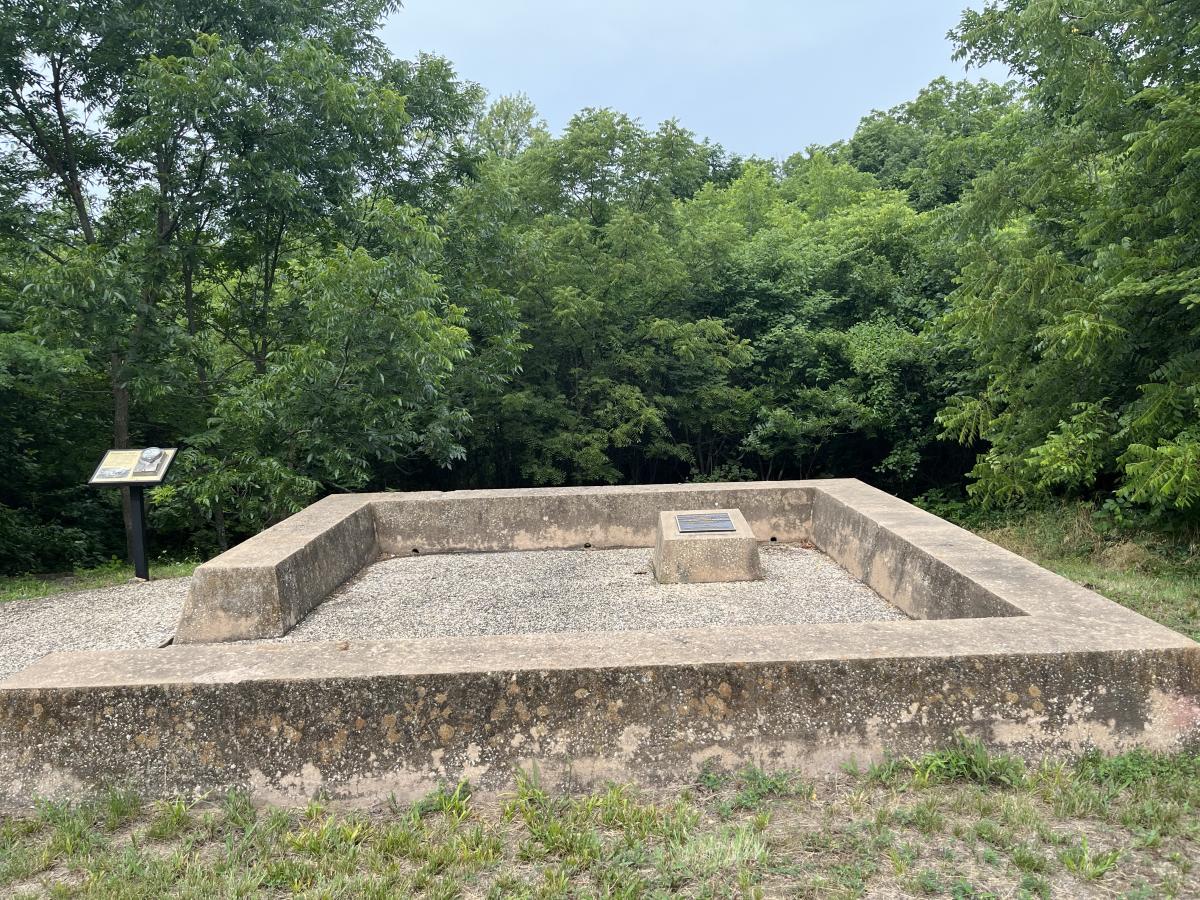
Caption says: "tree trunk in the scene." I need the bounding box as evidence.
[111,354,134,562]
[182,260,209,390]
[213,504,229,551]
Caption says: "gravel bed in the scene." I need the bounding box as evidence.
[0,578,190,680]
[275,544,906,643]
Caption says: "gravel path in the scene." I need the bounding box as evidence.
[274,544,906,643]
[0,578,190,680]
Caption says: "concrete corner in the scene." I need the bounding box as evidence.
[174,493,379,644]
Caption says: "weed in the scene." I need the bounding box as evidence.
[146,798,192,840]
[414,780,473,823]
[220,789,256,832]
[909,868,943,894]
[950,878,998,899]
[1016,872,1051,898]
[1059,835,1121,880]
[1010,843,1050,873]
[696,763,729,793]
[731,766,808,809]
[911,734,1026,788]
[101,787,141,831]
[868,735,1026,790]
[886,843,917,875]
[898,797,945,835]
[972,818,1011,849]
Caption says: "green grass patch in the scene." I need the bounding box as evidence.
[869,734,1027,790]
[0,558,197,602]
[4,745,1195,897]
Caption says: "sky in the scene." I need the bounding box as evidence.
[380,1,1010,160]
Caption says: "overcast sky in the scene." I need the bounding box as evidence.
[380,1,1009,160]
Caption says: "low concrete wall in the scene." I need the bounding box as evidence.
[177,483,815,643]
[174,494,380,643]
[372,482,816,555]
[812,482,1024,619]
[1,630,1196,808]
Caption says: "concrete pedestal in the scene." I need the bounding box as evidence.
[653,508,763,584]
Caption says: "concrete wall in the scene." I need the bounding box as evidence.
[2,631,1196,809]
[174,494,380,644]
[812,482,1024,619]
[371,482,816,555]
[176,483,816,643]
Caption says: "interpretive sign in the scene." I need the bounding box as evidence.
[88,447,177,486]
[88,447,177,580]
[676,511,736,533]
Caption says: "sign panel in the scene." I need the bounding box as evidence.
[88,447,177,486]
[676,511,736,533]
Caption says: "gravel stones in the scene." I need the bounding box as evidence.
[0,578,190,680]
[275,543,906,644]
[0,545,906,679]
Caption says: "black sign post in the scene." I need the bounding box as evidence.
[88,447,177,581]
[128,484,149,580]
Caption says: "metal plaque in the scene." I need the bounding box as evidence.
[89,447,178,486]
[676,511,736,533]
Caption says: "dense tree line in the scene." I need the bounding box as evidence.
[1,0,1196,573]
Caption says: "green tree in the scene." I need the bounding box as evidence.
[1,0,519,561]
[940,0,1200,516]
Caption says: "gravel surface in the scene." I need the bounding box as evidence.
[0,578,190,680]
[0,546,904,678]
[275,544,906,643]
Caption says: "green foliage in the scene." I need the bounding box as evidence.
[939,0,1200,519]
[1058,835,1121,880]
[2,0,1198,571]
[0,0,516,564]
[870,734,1028,789]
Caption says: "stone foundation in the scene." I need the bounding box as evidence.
[1,479,1197,809]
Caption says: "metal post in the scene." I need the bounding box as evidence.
[129,485,149,580]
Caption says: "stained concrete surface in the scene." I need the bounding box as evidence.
[270,544,906,644]
[174,493,379,644]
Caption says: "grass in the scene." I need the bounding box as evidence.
[1,746,1197,897]
[0,558,197,602]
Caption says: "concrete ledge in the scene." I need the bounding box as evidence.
[173,494,379,643]
[811,483,1024,619]
[1,631,1196,808]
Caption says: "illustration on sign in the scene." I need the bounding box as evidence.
[133,447,166,475]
